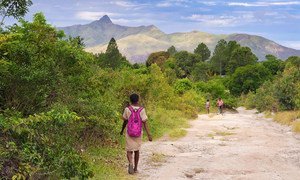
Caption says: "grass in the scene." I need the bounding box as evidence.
[150,153,167,164]
[264,111,273,118]
[273,111,300,133]
[215,130,235,136]
[148,107,190,139]
[169,129,187,140]
[207,133,214,138]
[292,121,300,133]
[82,146,132,180]
[274,111,300,125]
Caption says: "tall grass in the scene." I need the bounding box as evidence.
[274,111,300,125]
[274,111,300,133]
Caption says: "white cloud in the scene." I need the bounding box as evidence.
[111,18,131,24]
[76,11,119,21]
[228,1,300,7]
[184,12,259,27]
[280,41,300,49]
[114,1,138,7]
[157,0,190,7]
[185,14,238,26]
[199,1,217,6]
[157,2,172,7]
[110,1,149,9]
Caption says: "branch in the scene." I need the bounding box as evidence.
[0,9,8,27]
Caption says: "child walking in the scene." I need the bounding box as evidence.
[122,94,152,174]
[206,99,210,114]
[217,97,224,115]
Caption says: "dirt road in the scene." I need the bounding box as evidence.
[137,107,300,180]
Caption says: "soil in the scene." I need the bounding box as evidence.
[137,107,300,180]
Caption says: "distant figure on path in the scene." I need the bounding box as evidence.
[206,99,210,114]
[217,97,224,115]
[122,94,152,174]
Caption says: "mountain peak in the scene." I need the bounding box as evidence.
[99,15,112,24]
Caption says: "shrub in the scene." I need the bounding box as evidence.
[174,78,193,94]
[0,109,93,179]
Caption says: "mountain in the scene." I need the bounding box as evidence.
[59,15,165,47]
[60,15,300,63]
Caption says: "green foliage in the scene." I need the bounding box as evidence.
[209,39,228,75]
[262,54,285,75]
[146,51,170,69]
[174,78,193,94]
[0,0,32,26]
[190,62,211,81]
[226,46,258,74]
[286,56,300,71]
[97,38,130,69]
[194,42,211,61]
[248,81,278,112]
[242,58,300,111]
[227,64,271,96]
[274,66,300,110]
[0,109,93,179]
[174,51,202,77]
[194,77,237,108]
[0,13,95,115]
[167,45,177,56]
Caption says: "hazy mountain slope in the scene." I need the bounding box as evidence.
[167,31,226,51]
[59,15,165,47]
[86,34,170,63]
[61,15,300,63]
[226,34,300,60]
[87,31,300,63]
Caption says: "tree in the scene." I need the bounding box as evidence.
[167,45,177,56]
[262,54,284,75]
[99,38,130,69]
[146,51,170,69]
[286,56,300,71]
[227,64,271,96]
[174,51,202,77]
[191,62,211,81]
[226,46,258,74]
[210,39,228,75]
[194,42,211,61]
[0,0,32,26]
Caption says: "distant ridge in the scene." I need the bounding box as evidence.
[60,15,300,63]
[58,15,164,47]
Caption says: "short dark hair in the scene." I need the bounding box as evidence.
[130,94,139,104]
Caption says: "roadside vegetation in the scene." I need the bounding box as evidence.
[0,1,300,178]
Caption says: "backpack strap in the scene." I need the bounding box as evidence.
[128,106,143,112]
[128,106,134,112]
[137,107,144,113]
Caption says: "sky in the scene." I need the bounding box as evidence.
[5,0,300,49]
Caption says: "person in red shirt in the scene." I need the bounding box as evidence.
[216,98,224,115]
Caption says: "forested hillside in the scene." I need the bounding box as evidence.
[60,15,300,63]
[1,1,300,179]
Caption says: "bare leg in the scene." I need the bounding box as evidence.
[134,150,139,172]
[127,151,133,164]
[127,151,134,174]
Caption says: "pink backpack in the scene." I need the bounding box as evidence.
[127,106,143,137]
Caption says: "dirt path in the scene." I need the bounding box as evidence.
[137,107,300,180]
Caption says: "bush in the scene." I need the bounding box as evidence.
[174,78,193,94]
[0,109,93,179]
[227,64,271,96]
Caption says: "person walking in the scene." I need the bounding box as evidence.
[206,99,210,114]
[122,94,152,174]
[217,97,224,115]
